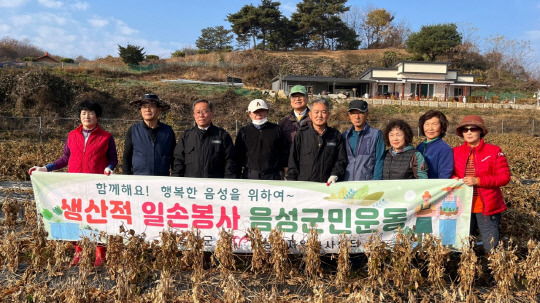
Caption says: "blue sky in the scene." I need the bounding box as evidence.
[1,0,539,62]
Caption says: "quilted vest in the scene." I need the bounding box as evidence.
[382,148,417,180]
[131,122,174,176]
[67,124,111,174]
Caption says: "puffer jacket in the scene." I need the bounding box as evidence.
[67,124,111,173]
[453,139,511,216]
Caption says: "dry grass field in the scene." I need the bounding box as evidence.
[0,132,539,302]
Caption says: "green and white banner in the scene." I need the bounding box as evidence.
[31,172,473,253]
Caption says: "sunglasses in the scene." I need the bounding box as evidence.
[461,127,481,133]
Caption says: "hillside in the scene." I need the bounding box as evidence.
[1,49,538,126]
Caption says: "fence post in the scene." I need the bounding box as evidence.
[501,119,504,134]
[533,119,536,136]
[39,116,43,143]
[235,120,238,134]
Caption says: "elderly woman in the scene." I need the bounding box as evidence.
[453,115,510,253]
[382,119,428,179]
[29,100,118,266]
[417,110,453,179]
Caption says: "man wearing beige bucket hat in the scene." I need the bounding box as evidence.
[123,93,176,176]
[452,115,510,253]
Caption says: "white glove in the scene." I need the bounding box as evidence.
[326,175,338,186]
[29,166,47,175]
[104,167,114,176]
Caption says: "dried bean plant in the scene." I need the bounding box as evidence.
[487,238,518,302]
[268,227,289,282]
[30,214,48,269]
[2,197,19,228]
[389,227,417,291]
[213,228,236,277]
[520,239,540,297]
[364,233,389,288]
[222,273,246,303]
[246,227,268,274]
[182,228,205,281]
[457,239,481,302]
[1,231,20,273]
[421,233,449,289]
[303,227,322,284]
[335,232,351,288]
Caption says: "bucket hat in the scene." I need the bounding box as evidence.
[130,94,171,111]
[455,115,488,137]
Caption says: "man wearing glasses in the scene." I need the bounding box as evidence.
[172,99,237,178]
[279,85,312,153]
[341,99,385,180]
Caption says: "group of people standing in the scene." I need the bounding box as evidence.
[28,85,510,265]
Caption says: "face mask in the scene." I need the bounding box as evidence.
[252,117,268,126]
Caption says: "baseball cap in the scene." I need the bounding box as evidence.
[348,99,368,112]
[247,99,269,113]
[289,85,307,96]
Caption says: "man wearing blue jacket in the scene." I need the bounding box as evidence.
[341,99,385,180]
[123,94,176,176]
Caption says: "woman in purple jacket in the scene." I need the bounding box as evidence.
[416,110,454,179]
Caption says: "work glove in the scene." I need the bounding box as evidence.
[28,166,47,175]
[104,167,114,176]
[326,175,338,186]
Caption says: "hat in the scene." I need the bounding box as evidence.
[247,99,269,113]
[289,85,307,96]
[130,94,171,111]
[455,115,488,137]
[348,99,368,112]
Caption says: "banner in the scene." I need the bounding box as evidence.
[31,172,472,253]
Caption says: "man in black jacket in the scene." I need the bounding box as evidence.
[171,99,237,178]
[235,99,288,179]
[286,99,347,185]
[279,85,312,153]
[123,94,176,176]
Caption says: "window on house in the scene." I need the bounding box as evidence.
[377,84,389,94]
[410,84,434,98]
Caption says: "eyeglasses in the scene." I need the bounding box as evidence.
[461,127,480,133]
[194,110,211,116]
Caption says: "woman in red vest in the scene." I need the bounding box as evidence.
[452,115,510,253]
[29,100,118,266]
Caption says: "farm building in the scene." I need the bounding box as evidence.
[33,52,59,63]
[273,61,489,101]
[360,61,489,101]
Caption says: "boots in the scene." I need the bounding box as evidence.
[94,245,107,266]
[71,243,83,266]
[71,243,107,266]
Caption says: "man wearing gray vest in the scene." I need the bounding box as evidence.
[122,94,176,176]
[341,99,385,180]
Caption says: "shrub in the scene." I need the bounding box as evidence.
[197,49,209,55]
[171,50,185,58]
[60,58,74,63]
[23,57,34,61]
[146,55,159,60]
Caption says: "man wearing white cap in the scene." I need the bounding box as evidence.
[235,99,288,179]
